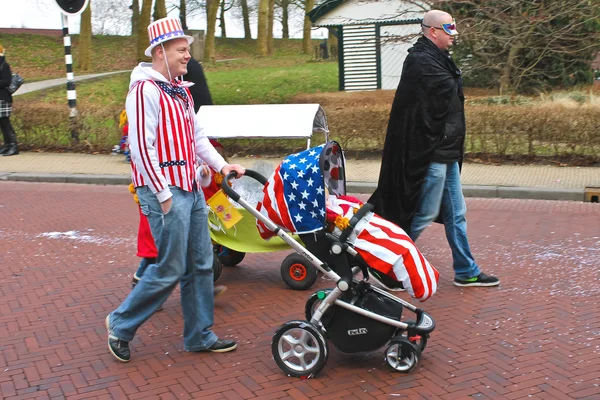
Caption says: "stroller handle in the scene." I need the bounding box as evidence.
[338,202,374,243]
[222,169,268,202]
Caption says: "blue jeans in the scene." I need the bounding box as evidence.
[134,257,154,279]
[109,186,217,351]
[410,162,480,280]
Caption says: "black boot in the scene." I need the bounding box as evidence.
[0,144,8,155]
[2,143,18,156]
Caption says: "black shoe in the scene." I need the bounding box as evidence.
[205,338,237,353]
[0,145,7,154]
[454,272,500,287]
[2,144,18,156]
[105,316,131,362]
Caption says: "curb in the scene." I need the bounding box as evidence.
[1,172,586,202]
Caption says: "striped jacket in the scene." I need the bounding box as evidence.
[126,63,227,203]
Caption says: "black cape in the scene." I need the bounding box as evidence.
[368,37,464,233]
[184,57,213,113]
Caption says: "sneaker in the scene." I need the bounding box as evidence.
[105,316,131,362]
[204,338,237,353]
[214,285,228,297]
[454,272,500,287]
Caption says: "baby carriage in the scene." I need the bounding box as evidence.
[221,141,437,376]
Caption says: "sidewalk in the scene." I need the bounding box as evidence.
[1,151,599,201]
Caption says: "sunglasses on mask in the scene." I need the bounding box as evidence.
[422,19,458,36]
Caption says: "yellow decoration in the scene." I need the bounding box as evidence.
[334,215,350,230]
[207,189,243,229]
[128,183,136,194]
[133,194,140,205]
[119,110,128,129]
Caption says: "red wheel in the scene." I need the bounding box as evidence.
[281,253,318,290]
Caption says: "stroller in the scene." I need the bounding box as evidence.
[221,141,436,376]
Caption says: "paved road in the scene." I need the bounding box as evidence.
[1,181,599,399]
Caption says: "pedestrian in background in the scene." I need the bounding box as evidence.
[369,10,499,288]
[105,17,245,363]
[0,44,18,156]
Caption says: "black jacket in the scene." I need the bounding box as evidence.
[368,37,465,232]
[0,56,13,103]
[184,58,213,113]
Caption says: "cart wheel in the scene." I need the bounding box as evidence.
[384,337,420,373]
[212,248,223,283]
[271,320,328,378]
[281,254,318,290]
[216,245,245,267]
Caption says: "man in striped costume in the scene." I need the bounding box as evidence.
[105,17,245,363]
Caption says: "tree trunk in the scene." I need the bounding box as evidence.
[281,0,289,39]
[240,0,251,40]
[78,0,92,71]
[130,0,139,36]
[257,0,268,56]
[302,0,315,54]
[137,0,152,61]
[219,0,227,38]
[267,0,275,55]
[205,0,221,63]
[153,0,167,21]
[500,43,522,94]
[180,0,188,30]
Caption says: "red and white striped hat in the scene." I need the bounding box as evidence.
[145,17,194,57]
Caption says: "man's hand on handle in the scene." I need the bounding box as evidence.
[221,164,246,178]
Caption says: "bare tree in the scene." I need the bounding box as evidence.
[439,0,600,93]
[91,0,131,35]
[180,0,188,29]
[205,0,221,62]
[267,0,275,54]
[257,0,269,55]
[153,0,167,20]
[240,0,252,39]
[278,0,289,39]
[131,0,139,36]
[78,0,92,71]
[302,0,315,54]
[219,0,235,37]
[137,0,153,61]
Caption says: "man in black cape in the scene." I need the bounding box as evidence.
[369,10,499,288]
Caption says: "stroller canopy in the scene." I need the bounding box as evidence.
[197,104,329,140]
[257,141,346,240]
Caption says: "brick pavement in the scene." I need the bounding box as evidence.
[1,181,600,399]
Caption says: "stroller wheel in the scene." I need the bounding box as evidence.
[271,320,328,378]
[216,245,245,267]
[212,247,223,283]
[385,337,420,373]
[304,290,333,336]
[281,254,318,290]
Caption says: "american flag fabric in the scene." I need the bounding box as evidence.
[327,197,439,302]
[256,144,327,240]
